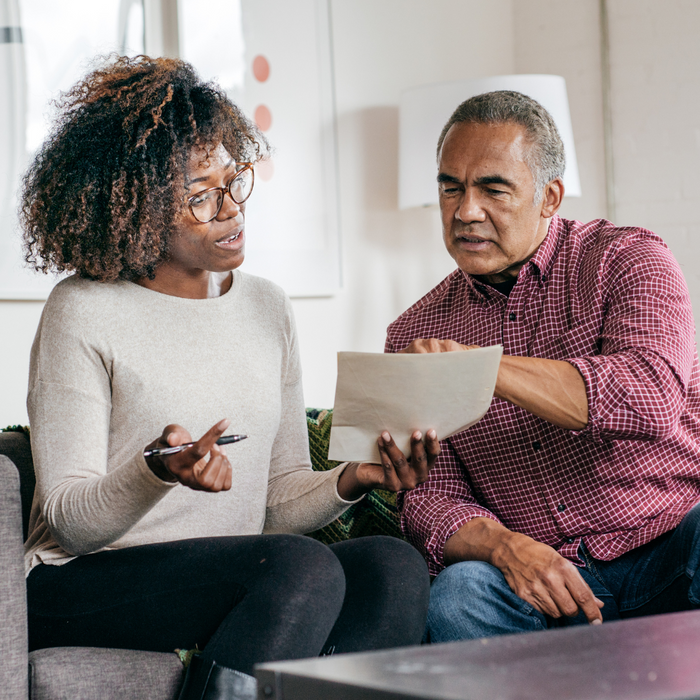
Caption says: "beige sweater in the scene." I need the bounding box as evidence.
[25,272,354,575]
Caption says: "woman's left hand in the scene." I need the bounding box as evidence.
[336,430,440,501]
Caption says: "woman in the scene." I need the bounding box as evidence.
[21,55,439,700]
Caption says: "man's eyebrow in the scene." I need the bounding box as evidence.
[187,158,236,186]
[436,173,516,188]
[474,175,515,188]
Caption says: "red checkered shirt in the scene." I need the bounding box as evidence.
[387,215,700,575]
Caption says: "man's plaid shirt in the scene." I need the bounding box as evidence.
[387,215,700,575]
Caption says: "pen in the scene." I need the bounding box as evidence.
[144,434,248,458]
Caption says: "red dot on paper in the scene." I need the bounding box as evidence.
[256,158,274,182]
[254,105,272,132]
[253,55,270,82]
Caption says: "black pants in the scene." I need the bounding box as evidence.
[27,535,429,675]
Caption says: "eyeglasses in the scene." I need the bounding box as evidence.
[187,163,255,223]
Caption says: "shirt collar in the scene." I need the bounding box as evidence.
[528,214,564,281]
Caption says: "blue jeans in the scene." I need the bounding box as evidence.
[427,502,700,642]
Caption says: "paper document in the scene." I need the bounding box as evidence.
[328,346,503,463]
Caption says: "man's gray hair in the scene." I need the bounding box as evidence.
[437,90,565,201]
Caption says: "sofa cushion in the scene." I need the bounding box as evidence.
[28,647,184,700]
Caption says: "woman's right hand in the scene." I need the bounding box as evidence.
[144,418,233,492]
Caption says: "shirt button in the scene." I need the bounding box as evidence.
[532,441,541,451]
[558,504,566,512]
[566,537,575,544]
[509,312,517,321]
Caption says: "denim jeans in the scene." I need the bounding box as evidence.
[427,502,700,642]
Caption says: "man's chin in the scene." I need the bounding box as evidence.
[450,253,503,279]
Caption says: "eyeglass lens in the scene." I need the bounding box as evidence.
[190,167,254,223]
[229,168,253,203]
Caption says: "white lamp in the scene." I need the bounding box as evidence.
[399,74,581,210]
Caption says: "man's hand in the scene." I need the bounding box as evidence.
[144,419,233,492]
[336,430,440,501]
[444,518,603,624]
[399,338,479,353]
[492,531,604,623]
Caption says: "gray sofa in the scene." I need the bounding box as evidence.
[0,431,185,700]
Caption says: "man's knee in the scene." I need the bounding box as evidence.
[427,561,545,642]
[430,560,507,615]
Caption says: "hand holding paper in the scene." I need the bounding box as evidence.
[335,428,441,501]
[329,345,503,463]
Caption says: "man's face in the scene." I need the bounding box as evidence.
[437,121,559,284]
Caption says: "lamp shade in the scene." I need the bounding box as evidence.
[398,74,581,210]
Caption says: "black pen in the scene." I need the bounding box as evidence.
[144,434,248,458]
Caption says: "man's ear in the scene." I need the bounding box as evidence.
[540,178,564,219]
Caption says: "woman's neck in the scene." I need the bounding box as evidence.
[135,267,233,299]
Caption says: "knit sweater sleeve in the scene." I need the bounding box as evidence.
[263,298,360,534]
[26,282,176,557]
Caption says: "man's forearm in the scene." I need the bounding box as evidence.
[495,355,588,430]
[399,339,588,430]
[443,516,520,566]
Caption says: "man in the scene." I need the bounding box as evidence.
[387,90,700,641]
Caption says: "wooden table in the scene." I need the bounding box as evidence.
[256,609,700,699]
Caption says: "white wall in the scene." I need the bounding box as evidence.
[0,300,43,426]
[513,0,607,224]
[513,0,700,311]
[293,0,515,410]
[2,0,700,426]
[607,0,700,310]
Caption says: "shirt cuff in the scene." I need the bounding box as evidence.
[564,356,605,442]
[419,503,501,576]
[133,449,180,492]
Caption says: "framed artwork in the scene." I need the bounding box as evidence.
[0,0,340,299]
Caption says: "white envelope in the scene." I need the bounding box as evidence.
[328,346,503,463]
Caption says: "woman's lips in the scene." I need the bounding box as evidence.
[216,229,245,249]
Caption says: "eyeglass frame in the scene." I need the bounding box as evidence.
[186,162,255,224]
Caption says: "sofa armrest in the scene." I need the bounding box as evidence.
[0,430,36,539]
[0,455,29,699]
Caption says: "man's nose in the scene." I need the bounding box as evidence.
[456,189,486,224]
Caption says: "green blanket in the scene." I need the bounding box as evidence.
[305,409,404,544]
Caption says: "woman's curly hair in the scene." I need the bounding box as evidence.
[20,54,266,282]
